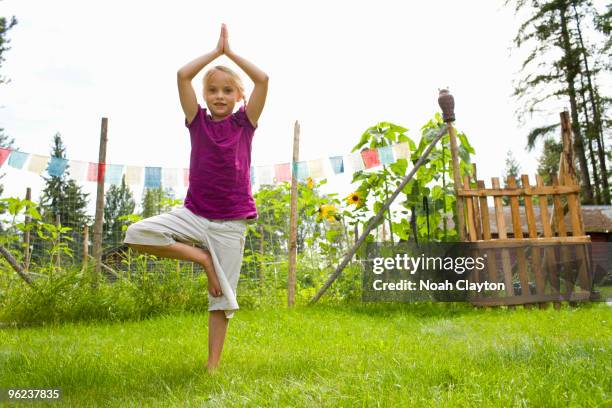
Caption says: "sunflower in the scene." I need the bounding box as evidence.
[306,177,314,189]
[346,191,364,208]
[318,204,337,222]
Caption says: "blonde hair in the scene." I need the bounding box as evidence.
[203,66,246,103]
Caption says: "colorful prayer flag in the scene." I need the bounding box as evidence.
[361,149,380,169]
[8,151,29,169]
[307,159,325,179]
[125,165,143,185]
[377,145,394,165]
[393,142,410,160]
[47,157,68,177]
[69,160,88,182]
[293,161,308,181]
[274,163,291,183]
[0,148,11,167]
[105,164,124,185]
[162,167,179,189]
[87,162,101,182]
[329,156,344,174]
[27,155,48,175]
[256,165,274,185]
[144,167,161,188]
[348,152,365,172]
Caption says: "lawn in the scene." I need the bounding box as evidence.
[1,302,610,407]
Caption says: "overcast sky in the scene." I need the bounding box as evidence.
[0,0,608,215]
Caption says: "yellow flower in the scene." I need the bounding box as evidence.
[346,191,364,208]
[306,177,314,189]
[318,204,337,221]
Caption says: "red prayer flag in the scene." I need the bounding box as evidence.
[0,148,11,167]
[361,149,381,169]
[274,163,291,182]
[87,162,106,182]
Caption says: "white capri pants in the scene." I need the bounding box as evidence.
[123,206,247,319]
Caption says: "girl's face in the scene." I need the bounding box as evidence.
[204,71,243,120]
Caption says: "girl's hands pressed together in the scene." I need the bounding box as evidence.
[221,24,232,56]
[215,24,225,56]
[215,23,232,56]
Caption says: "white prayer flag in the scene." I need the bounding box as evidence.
[162,167,179,189]
[307,159,325,179]
[392,142,410,161]
[68,160,88,182]
[348,152,365,172]
[27,154,48,175]
[256,165,274,185]
[125,166,143,185]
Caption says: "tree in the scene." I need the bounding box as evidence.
[0,9,17,85]
[140,187,176,219]
[103,175,135,246]
[38,133,90,229]
[537,138,563,184]
[506,0,611,204]
[504,150,521,181]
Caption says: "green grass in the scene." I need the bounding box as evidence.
[1,302,610,407]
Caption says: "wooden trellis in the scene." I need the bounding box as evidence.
[456,112,593,308]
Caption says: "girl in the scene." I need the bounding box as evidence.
[123,23,268,372]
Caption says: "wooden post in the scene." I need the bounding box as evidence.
[260,224,265,290]
[92,117,108,287]
[447,123,466,241]
[82,225,89,271]
[287,121,300,307]
[23,187,31,272]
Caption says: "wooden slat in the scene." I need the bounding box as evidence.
[456,185,580,197]
[552,175,567,237]
[471,291,591,307]
[535,175,552,237]
[491,178,506,239]
[491,178,514,301]
[470,236,590,248]
[507,176,523,239]
[515,246,532,309]
[471,165,483,241]
[463,175,477,241]
[521,175,538,238]
[477,180,491,240]
[567,190,584,236]
[485,249,499,298]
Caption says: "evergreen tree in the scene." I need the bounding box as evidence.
[506,0,610,203]
[537,138,563,184]
[0,9,17,85]
[39,133,91,228]
[140,187,175,219]
[504,150,522,205]
[103,175,135,246]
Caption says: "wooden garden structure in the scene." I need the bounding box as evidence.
[456,111,593,308]
[310,92,594,308]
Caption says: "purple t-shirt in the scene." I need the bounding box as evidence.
[184,104,257,220]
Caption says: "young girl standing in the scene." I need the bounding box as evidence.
[123,23,268,372]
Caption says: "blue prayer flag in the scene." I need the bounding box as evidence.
[293,161,308,181]
[378,146,394,165]
[8,151,29,169]
[105,164,124,185]
[329,156,344,174]
[47,157,68,177]
[144,167,161,188]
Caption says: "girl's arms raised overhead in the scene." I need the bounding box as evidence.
[221,25,269,128]
[176,27,224,125]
